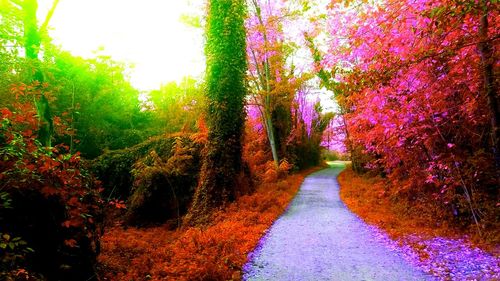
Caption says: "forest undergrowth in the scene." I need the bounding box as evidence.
[338,167,500,255]
[98,166,324,281]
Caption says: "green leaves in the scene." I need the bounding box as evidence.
[179,14,202,28]
[0,232,32,257]
[184,0,248,225]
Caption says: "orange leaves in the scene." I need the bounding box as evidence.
[64,239,78,248]
[338,167,454,239]
[0,108,13,119]
[98,166,323,280]
[190,117,208,144]
[263,159,292,184]
[263,162,279,183]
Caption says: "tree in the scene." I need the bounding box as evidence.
[320,0,499,231]
[246,0,309,167]
[148,76,205,134]
[5,0,60,147]
[305,35,360,171]
[46,50,147,158]
[184,0,247,226]
[477,0,499,167]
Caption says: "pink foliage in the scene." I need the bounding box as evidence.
[321,115,347,153]
[320,0,499,202]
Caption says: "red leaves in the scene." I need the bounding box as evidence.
[67,196,80,206]
[41,186,58,197]
[62,220,82,228]
[38,158,60,173]
[109,199,127,210]
[1,83,103,258]
[1,108,13,119]
[20,129,33,137]
[64,239,78,248]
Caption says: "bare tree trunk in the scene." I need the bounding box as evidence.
[249,0,280,167]
[265,109,280,166]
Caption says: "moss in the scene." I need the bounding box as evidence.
[184,0,248,226]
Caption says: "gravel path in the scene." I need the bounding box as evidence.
[243,163,433,281]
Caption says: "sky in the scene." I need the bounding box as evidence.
[37,0,337,112]
[38,0,205,91]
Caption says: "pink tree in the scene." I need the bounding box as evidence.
[318,0,499,230]
[246,0,313,167]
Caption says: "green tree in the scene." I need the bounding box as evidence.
[45,49,148,157]
[148,76,205,134]
[2,0,60,147]
[184,0,247,226]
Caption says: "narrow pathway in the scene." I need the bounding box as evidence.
[243,162,432,281]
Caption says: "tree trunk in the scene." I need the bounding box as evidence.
[22,0,55,147]
[264,109,279,167]
[184,0,247,226]
[249,0,281,167]
[478,2,500,168]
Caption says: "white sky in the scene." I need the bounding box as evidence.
[38,0,205,91]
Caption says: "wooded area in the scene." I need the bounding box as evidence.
[0,0,498,280]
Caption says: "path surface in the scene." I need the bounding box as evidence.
[243,162,432,281]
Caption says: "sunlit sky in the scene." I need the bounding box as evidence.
[37,0,337,112]
[38,0,205,91]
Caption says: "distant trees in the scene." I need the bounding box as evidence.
[1,0,149,157]
[46,50,148,158]
[148,76,205,134]
[185,0,248,225]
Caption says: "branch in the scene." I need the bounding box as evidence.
[250,48,266,90]
[9,0,24,8]
[39,0,60,34]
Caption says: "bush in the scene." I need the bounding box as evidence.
[0,85,102,281]
[126,137,202,226]
[338,167,500,250]
[91,135,183,200]
[321,149,349,161]
[91,134,203,226]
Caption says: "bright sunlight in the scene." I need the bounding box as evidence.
[39,0,205,90]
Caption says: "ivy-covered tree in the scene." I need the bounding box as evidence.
[16,0,59,147]
[184,0,247,226]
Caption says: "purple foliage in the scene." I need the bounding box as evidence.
[321,115,347,153]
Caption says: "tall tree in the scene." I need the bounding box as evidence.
[8,0,60,147]
[184,0,247,225]
[321,0,499,231]
[477,0,500,168]
[246,0,307,167]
